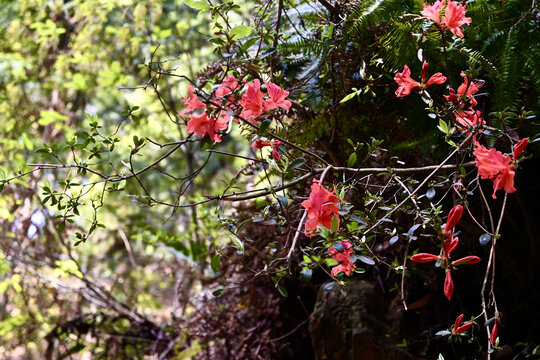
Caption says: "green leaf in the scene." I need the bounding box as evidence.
[259,119,272,133]
[230,25,254,40]
[358,255,375,265]
[38,110,68,126]
[331,214,339,232]
[348,152,357,167]
[211,254,220,273]
[277,286,288,298]
[288,157,306,170]
[340,91,357,103]
[212,289,224,297]
[184,0,209,10]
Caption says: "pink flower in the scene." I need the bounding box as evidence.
[457,72,483,98]
[441,1,472,38]
[239,79,265,121]
[301,179,340,236]
[328,240,355,276]
[214,75,240,112]
[513,138,528,160]
[252,139,282,161]
[420,1,471,38]
[180,85,206,116]
[264,81,292,112]
[394,65,421,97]
[215,75,240,100]
[395,62,446,97]
[420,0,445,25]
[186,112,229,143]
[473,142,516,198]
[422,61,447,86]
[455,109,485,129]
[452,314,473,334]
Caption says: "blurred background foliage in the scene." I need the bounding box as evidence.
[0,0,538,359]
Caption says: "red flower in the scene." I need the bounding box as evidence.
[328,240,356,276]
[186,112,229,143]
[422,61,447,86]
[490,320,499,344]
[473,142,516,199]
[444,270,454,301]
[394,65,421,97]
[180,85,206,117]
[513,138,528,160]
[441,1,471,38]
[443,236,459,257]
[455,109,485,129]
[395,62,446,97]
[411,253,440,263]
[451,255,481,266]
[444,205,463,233]
[252,139,282,161]
[215,75,239,100]
[420,0,445,25]
[452,314,473,334]
[301,179,340,236]
[239,79,265,121]
[264,81,292,112]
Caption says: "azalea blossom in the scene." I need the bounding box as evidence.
[444,270,454,301]
[185,112,229,143]
[513,138,529,160]
[395,62,446,97]
[420,0,445,25]
[394,65,421,97]
[239,79,266,121]
[455,109,485,130]
[180,85,206,116]
[420,0,472,38]
[301,179,340,236]
[452,314,474,335]
[411,205,480,301]
[422,61,447,86]
[328,240,356,276]
[252,139,282,161]
[215,75,240,101]
[444,204,463,233]
[441,1,472,38]
[264,81,292,112]
[214,75,240,109]
[490,319,499,344]
[447,72,484,108]
[473,142,516,199]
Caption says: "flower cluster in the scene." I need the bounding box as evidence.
[301,179,340,237]
[420,0,472,38]
[328,240,355,277]
[179,76,291,142]
[411,205,481,301]
[252,139,282,161]
[394,61,446,97]
[239,79,291,122]
[473,138,528,199]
